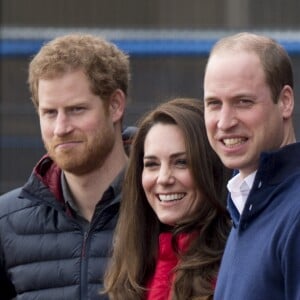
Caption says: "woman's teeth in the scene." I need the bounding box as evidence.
[158,193,185,202]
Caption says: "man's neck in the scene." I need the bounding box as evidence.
[64,148,127,222]
[281,122,296,146]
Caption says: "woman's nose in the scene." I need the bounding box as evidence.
[157,166,175,185]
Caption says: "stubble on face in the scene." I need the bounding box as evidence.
[44,117,115,176]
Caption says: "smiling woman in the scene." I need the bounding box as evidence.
[142,122,201,227]
[103,98,231,300]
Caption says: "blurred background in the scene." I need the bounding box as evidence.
[1,0,300,193]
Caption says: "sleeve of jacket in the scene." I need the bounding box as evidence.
[283,212,300,299]
[0,241,16,299]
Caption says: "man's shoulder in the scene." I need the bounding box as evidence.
[0,187,30,218]
[0,187,23,203]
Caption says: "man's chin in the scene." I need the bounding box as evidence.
[50,155,79,171]
[55,160,99,175]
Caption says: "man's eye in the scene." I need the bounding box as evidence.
[43,110,57,117]
[205,100,221,108]
[238,99,254,106]
[70,107,85,113]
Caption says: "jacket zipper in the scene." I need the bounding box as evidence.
[81,231,88,258]
[80,230,89,299]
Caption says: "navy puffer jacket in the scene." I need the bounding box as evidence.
[0,127,137,299]
[0,155,122,299]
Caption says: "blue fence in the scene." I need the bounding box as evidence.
[2,38,300,57]
[2,28,300,57]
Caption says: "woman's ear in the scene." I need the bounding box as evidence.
[109,89,126,122]
[279,85,294,120]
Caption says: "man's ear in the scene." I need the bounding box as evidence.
[109,89,126,122]
[279,85,294,120]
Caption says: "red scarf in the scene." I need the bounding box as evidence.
[145,232,193,300]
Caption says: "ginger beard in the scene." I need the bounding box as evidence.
[43,119,115,176]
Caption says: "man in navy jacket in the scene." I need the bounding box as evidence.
[0,34,135,299]
[204,32,300,299]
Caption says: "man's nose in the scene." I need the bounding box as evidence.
[54,113,73,136]
[217,106,238,130]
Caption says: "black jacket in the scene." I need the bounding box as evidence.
[0,126,138,299]
[0,154,124,299]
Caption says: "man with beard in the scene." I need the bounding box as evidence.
[0,34,135,299]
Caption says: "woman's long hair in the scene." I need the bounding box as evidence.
[104,98,231,299]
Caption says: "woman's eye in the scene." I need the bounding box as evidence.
[143,161,158,168]
[176,159,188,167]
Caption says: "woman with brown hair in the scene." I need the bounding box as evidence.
[104,98,231,299]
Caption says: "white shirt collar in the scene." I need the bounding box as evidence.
[227,171,257,214]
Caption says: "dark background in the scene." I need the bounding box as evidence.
[1,0,300,193]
